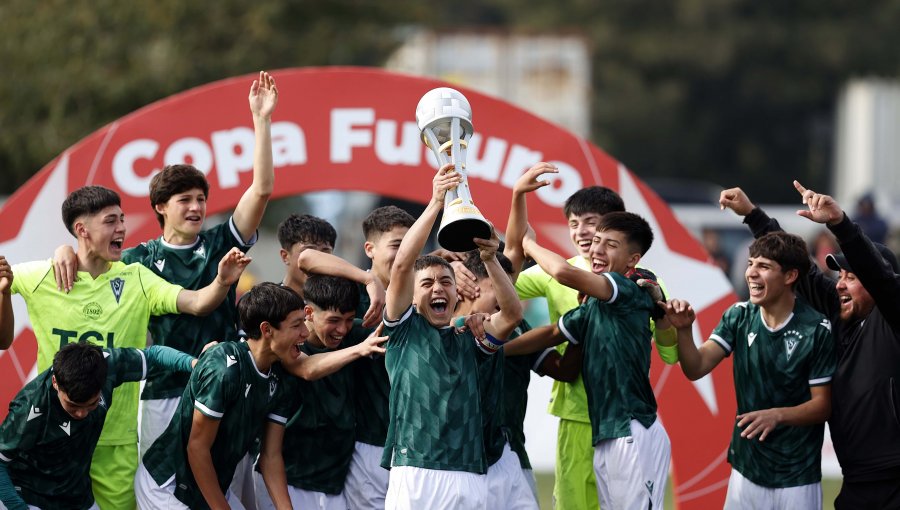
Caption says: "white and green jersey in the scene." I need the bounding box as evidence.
[710,299,836,488]
[10,260,182,446]
[559,272,657,445]
[502,320,551,470]
[271,339,358,494]
[381,306,493,474]
[124,217,256,400]
[143,341,287,509]
[0,346,193,510]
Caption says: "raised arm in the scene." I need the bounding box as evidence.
[0,257,13,350]
[476,229,523,340]
[386,164,461,321]
[176,248,250,316]
[504,163,559,280]
[297,250,385,328]
[664,299,726,380]
[232,71,277,243]
[187,411,229,509]
[522,234,613,301]
[737,385,831,442]
[285,326,387,381]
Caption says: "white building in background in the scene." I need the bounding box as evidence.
[386,30,592,138]
[834,80,900,224]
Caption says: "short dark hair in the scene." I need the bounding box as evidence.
[238,282,305,340]
[61,186,121,236]
[414,255,454,278]
[149,165,210,228]
[597,212,654,256]
[277,214,337,250]
[462,249,514,280]
[563,186,625,219]
[303,274,360,314]
[749,232,811,280]
[52,343,107,403]
[362,206,416,241]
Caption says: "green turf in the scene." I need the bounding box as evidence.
[533,472,842,509]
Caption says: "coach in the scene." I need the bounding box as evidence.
[720,181,900,509]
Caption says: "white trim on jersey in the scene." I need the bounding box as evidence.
[709,334,733,354]
[137,348,148,380]
[759,308,795,333]
[194,401,224,419]
[557,317,580,346]
[267,413,288,425]
[228,216,258,247]
[383,305,414,328]
[0,451,12,462]
[602,272,619,303]
[532,348,554,373]
[809,376,832,386]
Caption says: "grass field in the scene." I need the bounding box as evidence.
[533,472,842,509]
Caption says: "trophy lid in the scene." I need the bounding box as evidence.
[415,87,474,143]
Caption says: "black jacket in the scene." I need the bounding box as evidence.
[744,208,900,482]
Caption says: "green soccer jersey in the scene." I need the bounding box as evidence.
[381,306,491,474]
[124,217,256,400]
[143,341,287,509]
[0,346,193,510]
[559,272,658,445]
[10,260,182,446]
[476,335,507,466]
[343,320,390,447]
[710,299,836,488]
[502,320,551,470]
[272,341,357,495]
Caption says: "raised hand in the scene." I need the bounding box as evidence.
[456,312,491,342]
[432,163,463,205]
[719,187,755,216]
[451,260,480,300]
[361,279,386,328]
[514,162,558,195]
[52,245,77,293]
[359,324,388,357]
[663,299,696,330]
[249,71,278,119]
[794,180,843,225]
[0,256,12,295]
[216,248,252,286]
[473,224,500,262]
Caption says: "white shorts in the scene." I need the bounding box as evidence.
[253,470,347,510]
[724,468,822,510]
[486,443,539,509]
[28,505,99,510]
[139,397,180,458]
[385,466,487,510]
[522,468,538,502]
[593,418,670,510]
[231,452,258,510]
[345,441,390,510]
[134,461,245,510]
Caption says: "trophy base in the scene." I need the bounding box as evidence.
[438,217,493,253]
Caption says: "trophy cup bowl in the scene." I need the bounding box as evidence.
[416,87,492,252]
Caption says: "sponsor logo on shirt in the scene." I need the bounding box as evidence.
[60,421,71,436]
[27,406,42,421]
[154,259,166,272]
[747,332,757,347]
[82,302,103,320]
[110,278,125,304]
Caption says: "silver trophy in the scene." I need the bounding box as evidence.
[416,87,491,252]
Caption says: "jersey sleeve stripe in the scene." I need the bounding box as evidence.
[383,305,414,327]
[532,348,554,374]
[267,413,288,424]
[229,216,258,248]
[137,349,148,380]
[709,334,732,354]
[809,376,833,386]
[602,273,619,304]
[194,401,224,419]
[0,452,12,463]
[558,317,579,345]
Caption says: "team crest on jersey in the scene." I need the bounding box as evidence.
[269,380,277,397]
[194,243,206,259]
[154,259,166,272]
[82,302,103,320]
[784,330,803,361]
[109,278,125,304]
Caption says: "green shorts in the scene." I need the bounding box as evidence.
[91,443,138,510]
[553,419,600,510]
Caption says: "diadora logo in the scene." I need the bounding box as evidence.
[784,330,803,361]
[747,332,757,347]
[110,278,125,304]
[154,259,166,272]
[82,302,103,320]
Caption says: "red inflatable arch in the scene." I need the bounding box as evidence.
[0,67,739,508]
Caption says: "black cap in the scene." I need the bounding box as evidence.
[826,242,899,275]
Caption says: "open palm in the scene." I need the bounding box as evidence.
[249,71,278,118]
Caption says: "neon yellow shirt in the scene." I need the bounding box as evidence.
[11,260,182,445]
[515,257,677,423]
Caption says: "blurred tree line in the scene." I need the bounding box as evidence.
[2,0,899,201]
